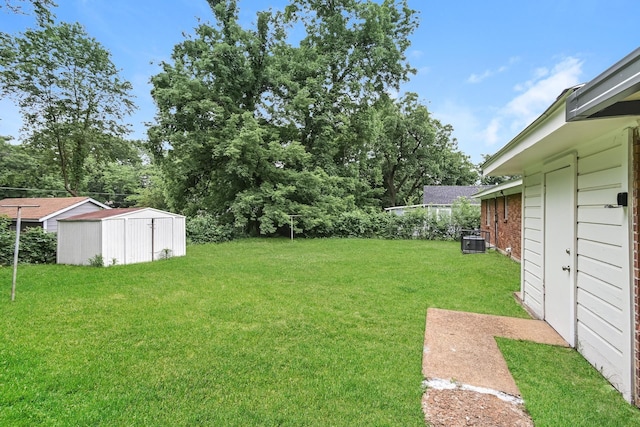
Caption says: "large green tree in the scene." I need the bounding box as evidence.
[0,21,135,196]
[150,0,478,234]
[0,136,63,198]
[150,0,419,233]
[369,94,478,207]
[1,0,55,25]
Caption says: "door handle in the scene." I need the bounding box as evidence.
[562,265,571,272]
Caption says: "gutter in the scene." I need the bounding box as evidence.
[567,47,640,122]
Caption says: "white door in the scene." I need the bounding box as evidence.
[544,165,575,345]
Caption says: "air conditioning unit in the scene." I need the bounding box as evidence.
[461,231,487,254]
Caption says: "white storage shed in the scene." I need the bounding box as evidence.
[57,207,186,266]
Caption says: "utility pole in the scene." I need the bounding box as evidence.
[1,204,39,301]
[288,215,301,241]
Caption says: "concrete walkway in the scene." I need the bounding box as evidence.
[422,308,569,426]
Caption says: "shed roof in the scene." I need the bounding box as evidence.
[423,185,493,206]
[61,207,184,221]
[64,208,143,220]
[0,197,108,221]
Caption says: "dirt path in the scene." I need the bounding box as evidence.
[422,308,568,426]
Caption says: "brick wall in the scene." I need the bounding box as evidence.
[634,128,640,406]
[480,194,522,261]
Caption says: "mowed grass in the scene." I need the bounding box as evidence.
[499,339,640,426]
[0,238,637,425]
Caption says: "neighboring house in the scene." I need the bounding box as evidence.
[482,48,640,405]
[474,180,523,260]
[421,185,493,216]
[386,185,492,217]
[0,197,109,232]
[57,207,186,266]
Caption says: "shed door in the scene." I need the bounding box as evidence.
[127,218,153,264]
[544,165,575,345]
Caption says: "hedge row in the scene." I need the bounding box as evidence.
[0,217,57,266]
[187,198,481,244]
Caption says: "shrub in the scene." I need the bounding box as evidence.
[88,254,105,267]
[0,217,57,265]
[186,214,235,244]
[18,227,57,264]
[451,197,481,238]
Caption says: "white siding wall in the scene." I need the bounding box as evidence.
[522,168,544,318]
[102,219,126,266]
[57,221,101,265]
[173,217,186,257]
[45,202,103,233]
[575,130,632,400]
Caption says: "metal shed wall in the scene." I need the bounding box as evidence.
[57,221,102,265]
[101,215,186,265]
[57,209,186,266]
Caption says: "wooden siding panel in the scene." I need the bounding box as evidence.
[525,217,542,230]
[577,305,623,351]
[578,145,622,174]
[577,206,624,225]
[577,288,624,332]
[578,187,623,206]
[523,228,541,242]
[577,223,623,246]
[578,239,623,267]
[524,239,541,256]
[578,256,624,288]
[577,271,623,308]
[577,325,626,390]
[524,194,541,208]
[523,248,542,269]
[578,166,623,190]
[522,170,543,320]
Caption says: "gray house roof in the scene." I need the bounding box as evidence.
[423,185,494,206]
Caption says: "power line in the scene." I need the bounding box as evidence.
[0,186,137,197]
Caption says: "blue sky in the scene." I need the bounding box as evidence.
[1,0,638,164]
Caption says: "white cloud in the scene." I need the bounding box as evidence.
[479,56,583,149]
[467,69,494,84]
[467,57,519,84]
[483,118,501,146]
[427,55,585,166]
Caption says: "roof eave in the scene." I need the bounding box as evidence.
[566,47,640,122]
[473,179,523,199]
[482,88,576,176]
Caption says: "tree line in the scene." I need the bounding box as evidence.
[1,0,482,237]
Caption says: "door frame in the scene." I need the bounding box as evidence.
[542,152,577,347]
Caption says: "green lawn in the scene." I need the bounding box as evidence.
[1,239,638,426]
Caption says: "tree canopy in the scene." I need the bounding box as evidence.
[0,18,136,196]
[149,0,478,236]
